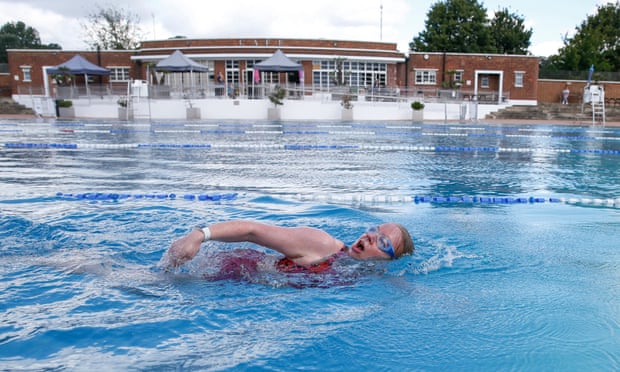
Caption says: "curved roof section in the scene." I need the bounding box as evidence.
[134,38,406,63]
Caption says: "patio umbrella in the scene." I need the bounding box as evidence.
[46,54,110,94]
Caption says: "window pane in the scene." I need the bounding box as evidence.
[515,72,524,87]
[22,67,31,81]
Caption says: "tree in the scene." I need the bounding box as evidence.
[81,5,144,50]
[489,8,532,55]
[410,0,491,53]
[0,21,61,63]
[547,2,620,72]
[410,0,532,55]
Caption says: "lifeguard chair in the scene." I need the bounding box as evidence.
[582,84,605,125]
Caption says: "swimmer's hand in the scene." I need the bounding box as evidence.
[159,230,204,270]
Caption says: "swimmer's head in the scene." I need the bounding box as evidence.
[349,223,414,260]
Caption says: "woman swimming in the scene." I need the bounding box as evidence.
[161,220,414,278]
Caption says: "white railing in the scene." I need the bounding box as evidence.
[16,82,509,105]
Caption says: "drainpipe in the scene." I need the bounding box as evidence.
[97,46,102,85]
[441,51,446,85]
[404,55,409,92]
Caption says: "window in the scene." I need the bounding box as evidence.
[20,66,31,82]
[109,67,130,81]
[415,69,437,85]
[262,71,279,84]
[454,70,464,85]
[481,75,489,88]
[245,60,260,85]
[196,60,214,83]
[311,60,387,89]
[514,71,524,87]
[225,60,240,84]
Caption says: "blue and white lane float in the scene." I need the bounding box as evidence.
[293,194,620,207]
[55,192,238,201]
[4,143,620,155]
[52,192,620,208]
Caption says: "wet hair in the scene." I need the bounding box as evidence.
[395,223,414,257]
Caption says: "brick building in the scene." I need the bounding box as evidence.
[7,39,406,99]
[407,51,539,103]
[6,38,539,104]
[7,49,135,97]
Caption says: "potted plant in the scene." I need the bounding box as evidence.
[340,94,354,121]
[52,68,75,99]
[411,101,425,122]
[117,96,133,120]
[186,99,200,120]
[57,99,74,118]
[268,85,286,120]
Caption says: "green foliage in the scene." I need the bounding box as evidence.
[411,101,425,110]
[57,99,73,108]
[1,21,40,46]
[51,67,74,86]
[81,5,144,50]
[340,94,353,110]
[489,8,532,55]
[117,96,128,107]
[442,70,462,89]
[410,0,532,55]
[411,0,491,53]
[268,86,286,106]
[330,57,348,86]
[0,21,61,63]
[547,2,620,72]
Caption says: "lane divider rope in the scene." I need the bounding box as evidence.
[50,192,620,208]
[293,194,620,207]
[55,192,238,201]
[41,128,620,141]
[5,143,620,154]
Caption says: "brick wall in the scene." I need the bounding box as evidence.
[0,73,10,96]
[538,79,620,104]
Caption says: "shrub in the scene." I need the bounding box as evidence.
[340,94,353,110]
[411,101,425,110]
[268,86,286,106]
[117,96,128,107]
[57,99,73,108]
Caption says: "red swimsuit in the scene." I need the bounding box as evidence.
[276,247,347,274]
[204,247,348,281]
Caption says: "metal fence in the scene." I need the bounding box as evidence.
[539,69,620,82]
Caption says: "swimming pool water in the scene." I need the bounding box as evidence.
[1,119,620,370]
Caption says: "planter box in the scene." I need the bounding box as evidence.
[268,107,281,120]
[186,107,201,120]
[58,107,75,118]
[118,107,133,120]
[412,110,424,122]
[341,108,353,121]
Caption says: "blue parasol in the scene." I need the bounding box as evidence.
[586,64,594,86]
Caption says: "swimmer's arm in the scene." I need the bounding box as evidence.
[163,220,343,268]
[208,220,342,265]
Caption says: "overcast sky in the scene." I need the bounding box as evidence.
[0,0,612,57]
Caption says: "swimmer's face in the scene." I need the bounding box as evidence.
[348,223,402,260]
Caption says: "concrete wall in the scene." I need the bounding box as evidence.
[13,94,504,121]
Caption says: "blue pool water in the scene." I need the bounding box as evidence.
[1,119,620,370]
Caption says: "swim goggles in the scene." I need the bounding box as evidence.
[366,226,396,259]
